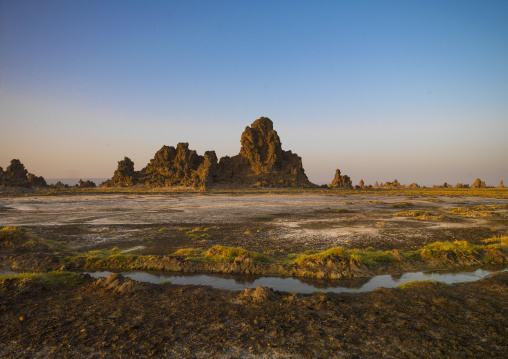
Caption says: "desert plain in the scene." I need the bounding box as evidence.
[1,189,507,358]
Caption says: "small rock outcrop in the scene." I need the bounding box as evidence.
[379,180,402,189]
[498,180,504,188]
[102,157,140,187]
[0,159,47,188]
[455,183,470,189]
[471,178,486,188]
[78,179,96,188]
[102,117,315,189]
[328,169,352,188]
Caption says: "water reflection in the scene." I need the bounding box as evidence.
[86,267,506,294]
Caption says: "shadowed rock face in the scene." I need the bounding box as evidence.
[103,117,315,188]
[0,159,47,188]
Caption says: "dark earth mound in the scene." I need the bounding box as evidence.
[1,271,506,358]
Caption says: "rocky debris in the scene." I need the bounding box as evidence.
[0,159,47,188]
[94,273,151,293]
[237,285,281,303]
[2,271,507,358]
[471,178,486,188]
[78,179,96,188]
[328,169,352,188]
[102,117,316,188]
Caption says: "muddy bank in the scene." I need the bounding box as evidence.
[1,271,507,358]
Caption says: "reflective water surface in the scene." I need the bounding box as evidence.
[85,267,506,294]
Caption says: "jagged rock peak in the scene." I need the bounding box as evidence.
[328,169,352,188]
[239,117,283,174]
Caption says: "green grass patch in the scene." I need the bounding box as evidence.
[173,248,205,256]
[397,280,446,289]
[0,226,30,241]
[394,210,430,217]
[0,271,79,290]
[419,240,478,259]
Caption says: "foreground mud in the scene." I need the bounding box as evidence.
[1,272,507,358]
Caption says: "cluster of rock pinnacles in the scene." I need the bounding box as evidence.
[1,117,504,189]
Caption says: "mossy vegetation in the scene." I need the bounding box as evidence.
[2,187,508,199]
[176,245,274,263]
[0,271,79,289]
[397,280,446,289]
[449,206,507,218]
[0,226,70,253]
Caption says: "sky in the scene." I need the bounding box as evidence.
[1,0,507,186]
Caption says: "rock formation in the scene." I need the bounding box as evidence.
[378,180,402,189]
[328,169,352,188]
[142,143,218,188]
[0,159,47,188]
[78,179,96,188]
[498,180,504,188]
[102,117,315,189]
[455,183,470,189]
[215,117,314,187]
[102,157,140,187]
[358,179,365,189]
[471,178,486,188]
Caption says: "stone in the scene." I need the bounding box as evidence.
[328,169,352,188]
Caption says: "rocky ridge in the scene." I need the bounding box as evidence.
[103,117,315,188]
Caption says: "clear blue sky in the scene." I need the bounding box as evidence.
[1,0,507,186]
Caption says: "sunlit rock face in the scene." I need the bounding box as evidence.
[328,169,352,188]
[216,117,315,188]
[103,117,316,189]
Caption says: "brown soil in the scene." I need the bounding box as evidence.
[1,272,507,358]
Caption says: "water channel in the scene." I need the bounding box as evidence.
[85,267,506,294]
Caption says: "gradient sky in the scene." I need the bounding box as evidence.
[1,1,507,186]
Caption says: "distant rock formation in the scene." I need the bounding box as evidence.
[103,117,315,189]
[0,159,47,188]
[78,179,96,188]
[407,183,420,189]
[328,169,352,188]
[498,180,504,188]
[378,180,402,189]
[471,178,486,188]
[455,183,470,189]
